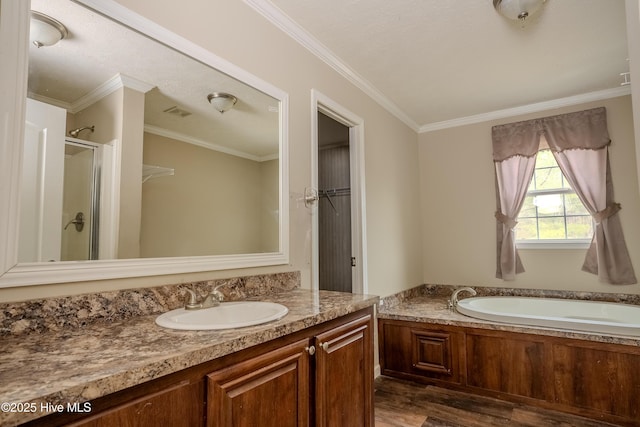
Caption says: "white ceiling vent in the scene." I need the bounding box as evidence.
[163,106,192,117]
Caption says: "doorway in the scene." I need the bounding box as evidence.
[317,113,352,292]
[311,90,367,294]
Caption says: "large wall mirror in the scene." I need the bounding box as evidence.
[0,0,289,287]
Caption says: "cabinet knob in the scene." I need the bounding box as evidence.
[319,342,329,352]
[305,346,316,355]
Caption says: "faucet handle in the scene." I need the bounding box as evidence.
[211,283,229,302]
[184,287,201,310]
[212,289,224,302]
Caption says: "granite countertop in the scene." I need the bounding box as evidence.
[0,289,378,426]
[378,294,640,347]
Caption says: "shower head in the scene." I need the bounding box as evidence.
[68,125,95,138]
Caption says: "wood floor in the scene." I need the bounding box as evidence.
[374,376,621,427]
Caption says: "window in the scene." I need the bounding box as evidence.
[492,107,635,283]
[515,149,593,246]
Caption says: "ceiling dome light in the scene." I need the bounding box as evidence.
[30,11,68,48]
[207,92,238,114]
[493,0,545,22]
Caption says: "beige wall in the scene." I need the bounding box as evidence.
[626,0,640,195]
[0,0,422,302]
[418,96,640,294]
[259,158,280,253]
[118,87,146,258]
[140,133,278,257]
[71,86,146,259]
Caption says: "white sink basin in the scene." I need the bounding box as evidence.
[155,301,288,330]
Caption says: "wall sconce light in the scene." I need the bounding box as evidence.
[30,11,68,48]
[207,92,238,114]
[493,0,545,22]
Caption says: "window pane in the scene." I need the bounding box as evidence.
[515,149,593,243]
[520,195,537,218]
[538,217,566,239]
[534,194,563,217]
[535,149,556,168]
[565,193,589,215]
[534,167,563,190]
[567,216,593,239]
[515,218,538,240]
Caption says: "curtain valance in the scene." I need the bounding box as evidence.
[492,107,611,162]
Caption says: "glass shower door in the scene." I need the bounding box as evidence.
[61,141,100,261]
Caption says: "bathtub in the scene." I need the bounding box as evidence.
[456,296,640,337]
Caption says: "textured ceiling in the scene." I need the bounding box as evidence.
[28,0,279,159]
[28,0,631,140]
[267,0,629,129]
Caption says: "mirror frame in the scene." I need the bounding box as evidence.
[0,0,289,287]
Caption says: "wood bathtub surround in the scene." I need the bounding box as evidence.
[379,310,640,426]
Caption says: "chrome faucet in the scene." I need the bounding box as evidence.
[448,287,477,311]
[184,284,226,310]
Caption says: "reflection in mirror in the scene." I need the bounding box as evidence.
[23,0,281,263]
[61,139,100,261]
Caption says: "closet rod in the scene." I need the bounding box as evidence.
[318,187,350,197]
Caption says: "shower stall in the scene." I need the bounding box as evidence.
[20,98,105,262]
[61,139,101,261]
[20,98,123,264]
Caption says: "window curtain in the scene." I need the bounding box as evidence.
[543,108,636,284]
[492,120,540,280]
[492,107,637,284]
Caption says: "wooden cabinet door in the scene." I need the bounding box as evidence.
[314,314,373,427]
[67,379,204,427]
[378,320,464,385]
[206,339,311,427]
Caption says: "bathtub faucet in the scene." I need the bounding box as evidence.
[448,287,477,311]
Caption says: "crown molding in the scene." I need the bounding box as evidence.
[242,0,420,132]
[30,74,155,114]
[418,86,633,133]
[70,73,154,113]
[144,124,276,162]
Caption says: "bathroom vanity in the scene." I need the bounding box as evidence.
[0,287,377,427]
